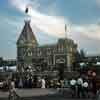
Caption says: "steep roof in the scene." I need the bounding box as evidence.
[17,20,38,45]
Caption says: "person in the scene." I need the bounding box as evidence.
[28,77,33,88]
[82,81,89,98]
[70,79,77,97]
[23,77,27,88]
[18,78,23,88]
[45,78,49,88]
[64,79,69,88]
[3,80,8,90]
[33,75,38,88]
[60,80,64,88]
[8,80,19,100]
[77,77,83,98]
[37,77,42,88]
[56,80,61,91]
[49,80,54,88]
[14,78,18,88]
[41,78,46,88]
[91,77,97,98]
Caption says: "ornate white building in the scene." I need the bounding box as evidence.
[17,20,78,77]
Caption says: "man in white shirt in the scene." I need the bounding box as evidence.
[83,82,89,98]
[41,78,46,88]
[70,79,77,97]
[70,79,76,86]
[77,78,83,85]
[77,77,83,98]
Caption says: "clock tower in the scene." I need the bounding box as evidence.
[17,20,38,72]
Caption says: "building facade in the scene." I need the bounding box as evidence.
[17,20,78,76]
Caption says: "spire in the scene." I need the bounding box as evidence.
[17,20,38,45]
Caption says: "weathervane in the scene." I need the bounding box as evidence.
[25,6,29,14]
[25,5,31,22]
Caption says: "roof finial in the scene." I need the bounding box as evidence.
[24,5,31,23]
[25,6,29,14]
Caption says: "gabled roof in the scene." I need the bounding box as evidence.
[17,20,38,45]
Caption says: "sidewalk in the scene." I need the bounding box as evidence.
[0,89,53,97]
[0,89,95,100]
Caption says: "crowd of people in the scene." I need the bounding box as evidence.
[9,76,64,89]
[69,75,97,98]
[0,73,97,99]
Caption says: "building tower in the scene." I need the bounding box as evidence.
[17,20,38,72]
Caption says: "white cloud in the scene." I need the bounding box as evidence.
[10,0,67,38]
[10,0,100,40]
[10,0,32,12]
[96,0,100,5]
[70,23,100,40]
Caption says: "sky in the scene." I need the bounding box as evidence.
[0,0,100,59]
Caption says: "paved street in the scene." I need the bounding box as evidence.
[0,89,95,100]
[0,88,58,97]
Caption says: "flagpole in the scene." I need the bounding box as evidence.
[65,24,67,38]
